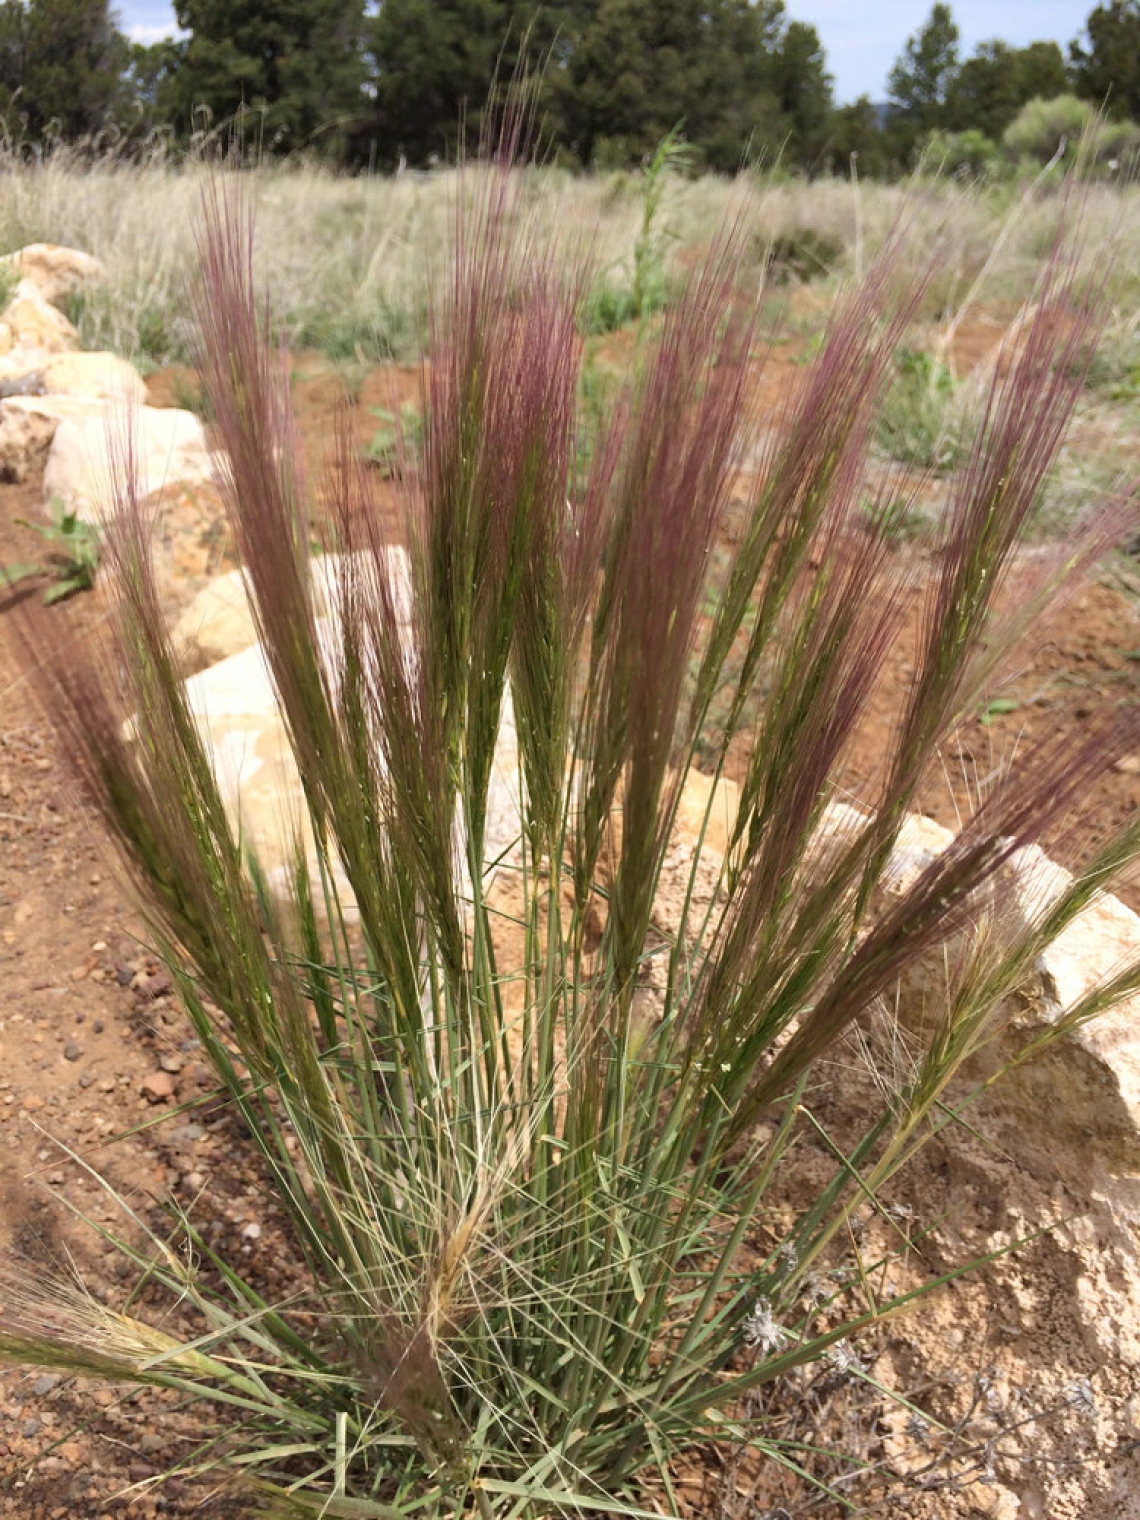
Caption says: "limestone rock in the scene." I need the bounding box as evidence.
[174,590,513,911]
[2,279,79,354]
[170,569,255,672]
[43,406,214,520]
[672,767,739,860]
[40,352,147,405]
[0,394,113,483]
[3,244,103,306]
[170,550,413,674]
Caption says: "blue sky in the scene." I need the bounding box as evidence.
[116,2,1093,105]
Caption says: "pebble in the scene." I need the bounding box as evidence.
[158,1053,184,1075]
[79,1071,96,1088]
[31,1375,58,1396]
[241,1221,261,1241]
[141,1070,175,1103]
[63,1041,82,1062]
[170,1123,206,1144]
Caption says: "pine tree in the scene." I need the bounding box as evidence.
[557,0,791,171]
[821,96,888,178]
[946,39,1067,141]
[1070,1,1140,120]
[769,20,832,168]
[364,0,509,165]
[0,0,128,140]
[887,2,960,140]
[167,0,367,155]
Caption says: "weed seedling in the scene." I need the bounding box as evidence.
[4,496,100,603]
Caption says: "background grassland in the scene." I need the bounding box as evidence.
[0,148,1138,375]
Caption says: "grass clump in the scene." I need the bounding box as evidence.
[876,346,968,470]
[763,228,845,284]
[6,164,1140,1518]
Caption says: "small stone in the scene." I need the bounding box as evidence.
[135,971,173,1001]
[115,963,134,986]
[241,1221,261,1241]
[1113,755,1140,775]
[93,1019,104,1033]
[32,1374,59,1396]
[79,1070,95,1088]
[63,1041,82,1061]
[170,1122,206,1144]
[181,1171,205,1192]
[159,1053,184,1075]
[141,1070,175,1103]
[22,1094,44,1111]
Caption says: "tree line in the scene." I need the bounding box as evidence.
[0,0,1138,174]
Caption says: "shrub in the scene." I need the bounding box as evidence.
[920,128,1004,180]
[763,227,845,284]
[6,170,1140,1517]
[1003,95,1095,163]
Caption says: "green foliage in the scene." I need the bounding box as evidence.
[875,347,966,471]
[887,2,961,138]
[920,127,1003,180]
[366,401,422,475]
[584,127,690,333]
[821,94,889,177]
[764,227,844,284]
[1070,1,1140,122]
[0,0,130,141]
[4,495,100,602]
[166,0,368,155]
[768,19,833,167]
[0,259,18,312]
[1002,94,1096,163]
[362,0,520,166]
[171,371,213,418]
[1086,314,1140,399]
[945,39,1068,142]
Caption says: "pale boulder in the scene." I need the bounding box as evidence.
[177,612,518,911]
[171,570,256,672]
[0,393,114,483]
[40,352,147,405]
[44,406,214,520]
[1,279,79,354]
[170,550,414,673]
[3,244,104,306]
[672,767,740,859]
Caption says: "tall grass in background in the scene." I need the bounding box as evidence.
[5,162,1140,1516]
[0,135,1137,370]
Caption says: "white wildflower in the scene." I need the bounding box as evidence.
[742,1297,788,1356]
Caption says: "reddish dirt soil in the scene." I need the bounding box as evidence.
[1,351,1139,1517]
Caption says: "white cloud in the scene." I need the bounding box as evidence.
[128,22,177,44]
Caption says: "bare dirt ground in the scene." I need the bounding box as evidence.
[2,352,1139,1517]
